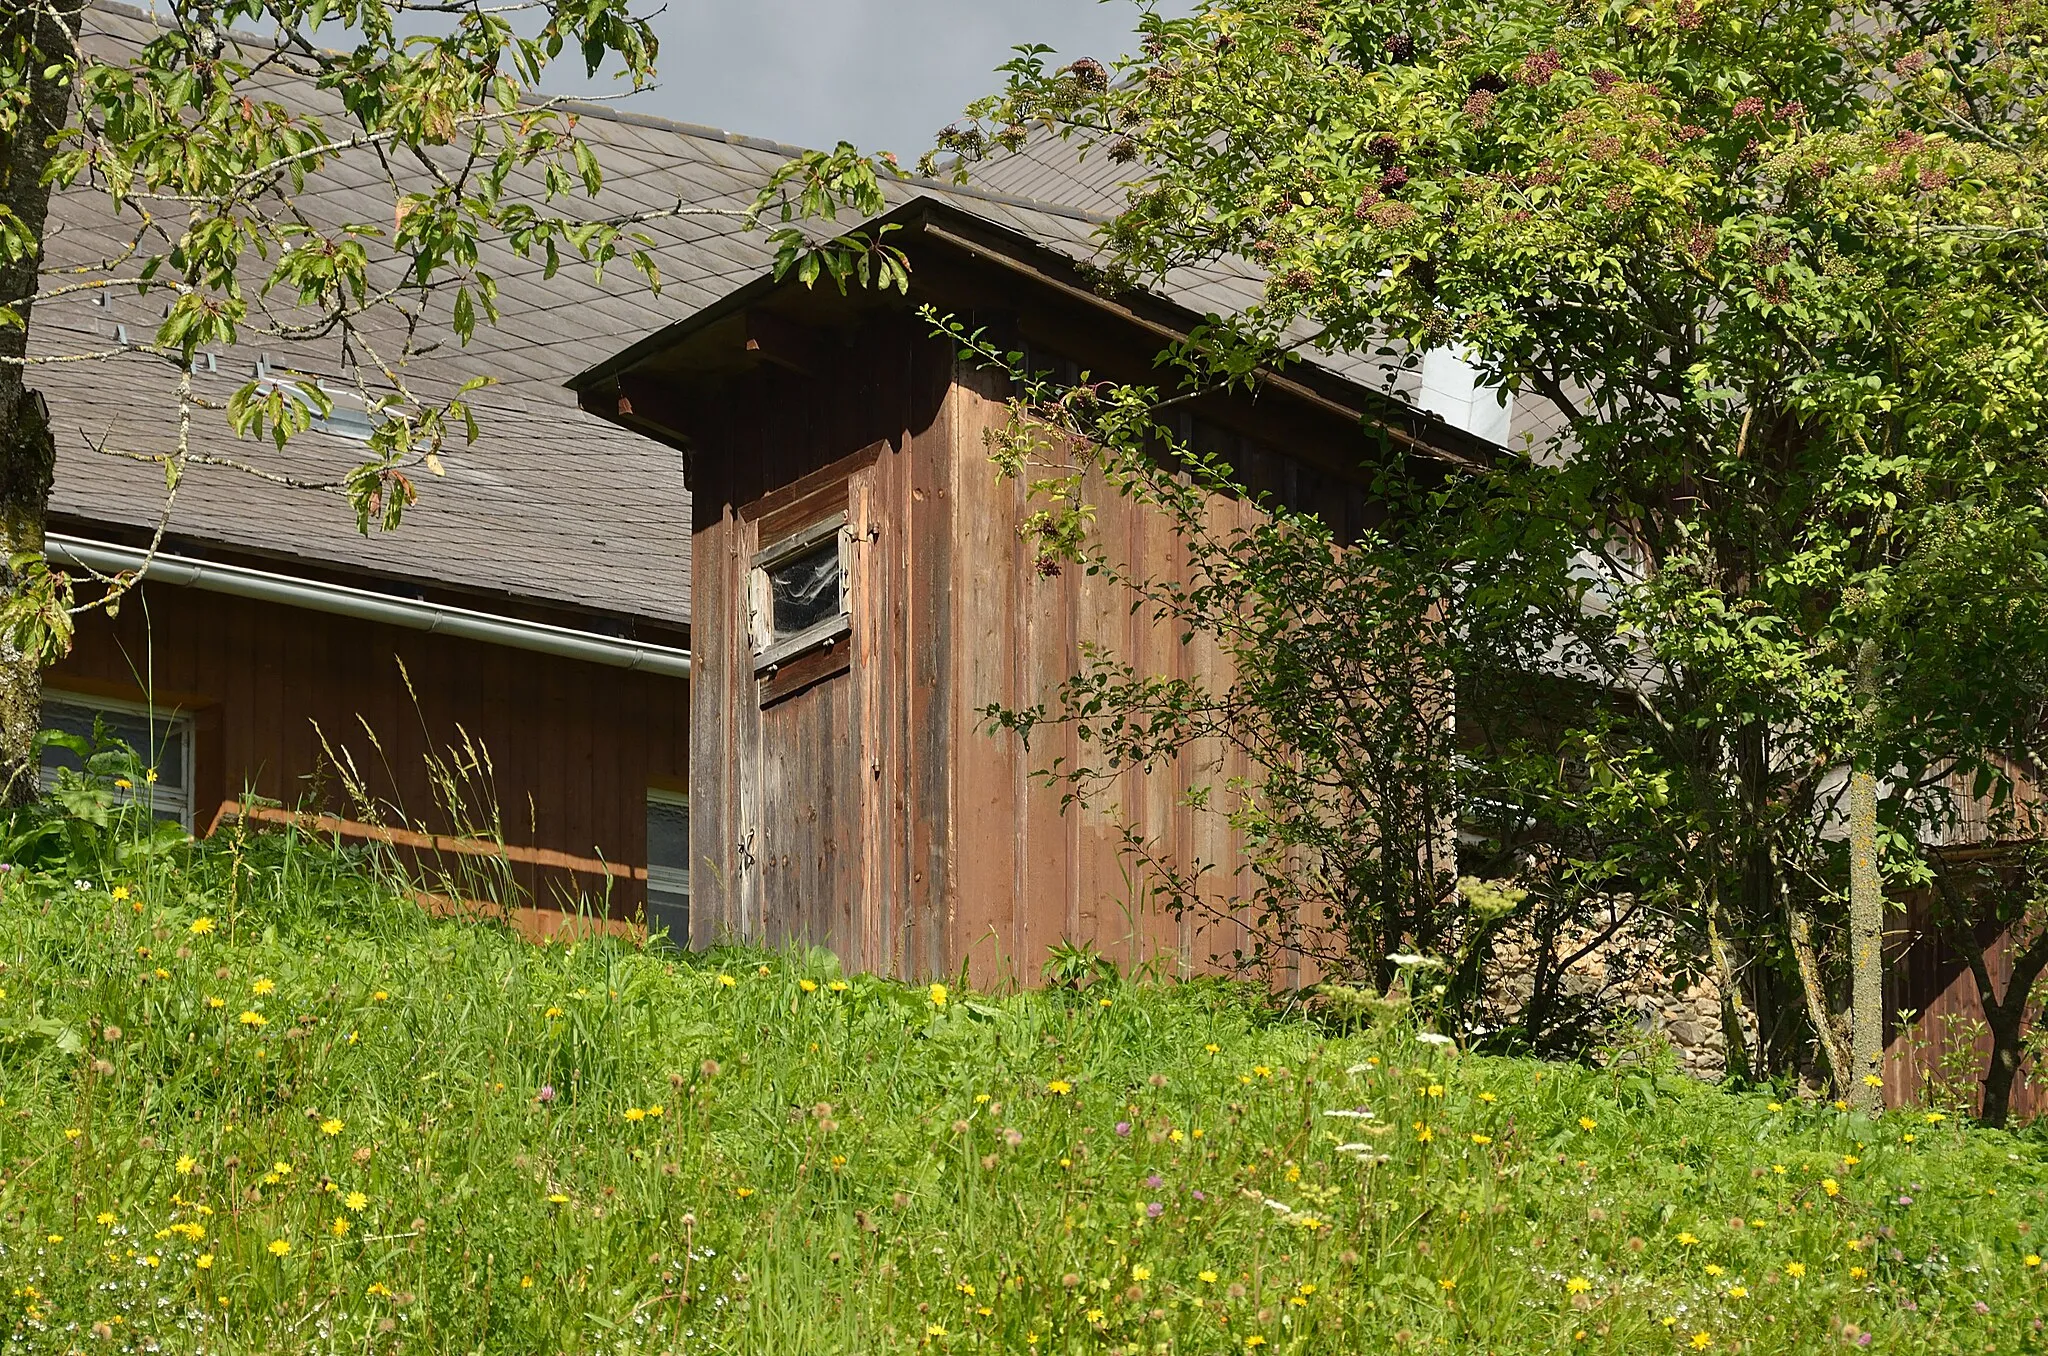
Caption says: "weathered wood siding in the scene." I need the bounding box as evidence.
[50,583,688,923]
[688,317,1266,983]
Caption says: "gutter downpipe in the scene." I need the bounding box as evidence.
[45,533,691,679]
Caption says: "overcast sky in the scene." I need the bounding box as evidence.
[576,1,1184,156]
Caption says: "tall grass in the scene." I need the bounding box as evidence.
[0,796,2044,1353]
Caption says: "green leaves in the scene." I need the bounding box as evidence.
[947,0,2048,1063]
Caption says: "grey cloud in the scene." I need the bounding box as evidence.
[565,0,1186,153]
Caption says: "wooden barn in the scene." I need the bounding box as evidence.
[569,197,1485,984]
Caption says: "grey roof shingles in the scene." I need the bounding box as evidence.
[43,6,1483,634]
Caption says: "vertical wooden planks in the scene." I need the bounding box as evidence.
[946,360,1023,986]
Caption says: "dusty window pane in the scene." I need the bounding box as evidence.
[646,792,689,944]
[769,539,841,638]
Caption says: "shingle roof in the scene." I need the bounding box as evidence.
[41,6,1519,634]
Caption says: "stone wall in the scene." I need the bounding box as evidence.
[1483,917,1758,1080]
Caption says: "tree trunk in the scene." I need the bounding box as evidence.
[1970,930,2048,1130]
[1847,639,1886,1113]
[1788,898,1849,1093]
[0,0,83,804]
[1705,889,1752,1081]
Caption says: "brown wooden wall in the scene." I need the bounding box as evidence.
[1884,903,2044,1121]
[687,316,1272,985]
[50,581,689,927]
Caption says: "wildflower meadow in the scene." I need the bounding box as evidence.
[0,816,2043,1353]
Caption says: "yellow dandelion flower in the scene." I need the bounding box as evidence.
[829,979,850,992]
[1923,1112,1945,1123]
[735,1186,754,1198]
[175,1154,197,1175]
[195,1254,213,1270]
[188,917,215,936]
[1767,1102,1783,1112]
[799,979,818,993]
[267,1238,291,1257]
[95,1212,116,1226]
[1427,1084,1444,1097]
[1439,1276,1457,1291]
[717,974,737,988]
[1704,1264,1724,1277]
[1415,1123,1434,1143]
[237,1010,267,1028]
[624,1107,647,1122]
[1478,1091,1498,1103]
[64,1128,83,1142]
[320,1119,344,1136]
[1691,1333,1712,1350]
[1821,1178,1840,1197]
[929,983,948,1008]
[371,990,389,1001]
[1047,1080,1072,1096]
[544,1006,564,1019]
[1470,1134,1492,1145]
[345,1191,369,1212]
[111,886,130,901]
[1784,1262,1805,1278]
[1727,1286,1747,1299]
[251,977,275,996]
[331,1217,350,1238]
[1244,1339,1267,1350]
[1131,1265,1151,1281]
[1578,1116,1597,1131]
[521,1275,535,1289]
[2027,1255,2042,1268]
[1862,1074,1883,1088]
[1848,1266,1867,1279]
[547,1193,570,1204]
[1565,1276,1591,1294]
[1677,1233,1699,1246]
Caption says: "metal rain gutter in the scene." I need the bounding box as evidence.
[46,533,691,679]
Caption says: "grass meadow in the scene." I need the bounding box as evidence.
[0,808,2044,1353]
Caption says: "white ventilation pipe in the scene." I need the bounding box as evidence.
[45,533,691,679]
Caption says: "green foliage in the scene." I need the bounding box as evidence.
[946,0,2048,1086]
[0,804,2045,1350]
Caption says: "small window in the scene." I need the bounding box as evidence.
[39,693,194,830]
[750,512,850,670]
[645,789,690,943]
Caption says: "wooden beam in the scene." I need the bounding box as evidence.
[208,800,647,880]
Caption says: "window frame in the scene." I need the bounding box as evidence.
[644,787,690,940]
[749,510,851,673]
[38,691,196,831]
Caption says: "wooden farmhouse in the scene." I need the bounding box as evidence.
[39,7,1516,965]
[569,197,1486,982]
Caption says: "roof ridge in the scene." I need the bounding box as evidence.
[548,96,1111,227]
[85,3,1110,228]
